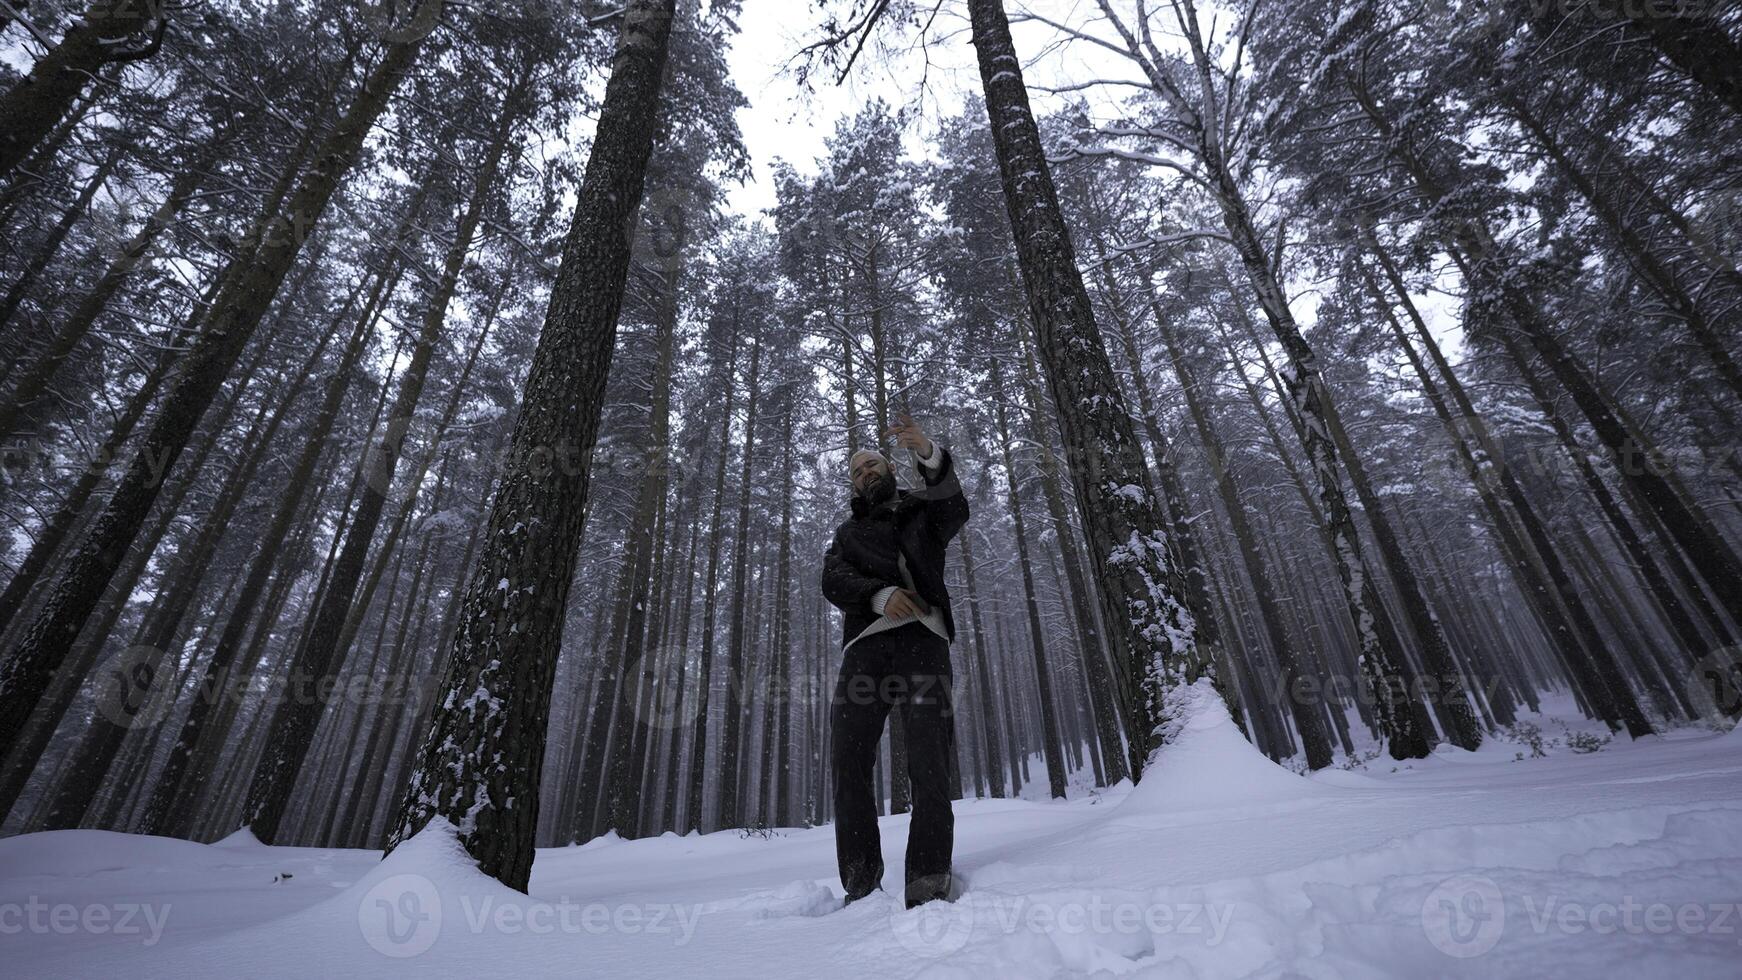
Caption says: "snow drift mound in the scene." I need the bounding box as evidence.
[213,826,266,848]
[152,820,538,972]
[1119,679,1331,814]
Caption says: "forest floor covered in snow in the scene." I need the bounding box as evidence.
[4,698,1740,979]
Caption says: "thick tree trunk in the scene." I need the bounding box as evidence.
[0,0,157,178]
[1013,320,1129,781]
[370,501,487,847]
[388,0,675,891]
[0,88,94,223]
[1622,5,1742,117]
[1100,256,1242,727]
[967,0,1217,778]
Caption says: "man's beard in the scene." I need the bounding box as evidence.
[859,471,897,505]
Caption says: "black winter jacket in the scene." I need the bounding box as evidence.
[821,446,970,649]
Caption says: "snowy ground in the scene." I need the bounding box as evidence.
[4,700,1741,978]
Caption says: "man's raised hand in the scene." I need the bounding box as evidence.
[885,413,934,457]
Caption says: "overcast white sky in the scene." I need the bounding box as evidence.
[714,0,1468,358]
[721,0,959,218]
[718,0,1121,219]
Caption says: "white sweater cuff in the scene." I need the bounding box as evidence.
[914,441,941,470]
[871,585,899,616]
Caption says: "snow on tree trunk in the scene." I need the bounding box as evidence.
[966,0,1222,778]
[0,0,158,178]
[388,0,676,892]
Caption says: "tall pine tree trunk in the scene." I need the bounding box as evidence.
[388,0,676,891]
[683,323,740,832]
[0,0,158,178]
[988,355,1068,797]
[967,0,1220,777]
[0,18,429,753]
[242,86,522,842]
[1620,4,1742,117]
[602,261,681,837]
[1151,307,1335,768]
[1013,320,1129,781]
[718,336,761,828]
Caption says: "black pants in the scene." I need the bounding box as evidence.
[831,622,956,903]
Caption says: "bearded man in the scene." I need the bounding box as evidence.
[821,413,969,909]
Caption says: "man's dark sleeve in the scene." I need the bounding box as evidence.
[915,445,969,544]
[823,533,890,614]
